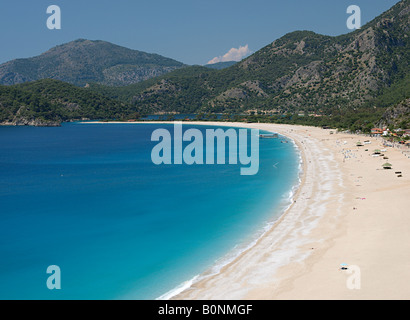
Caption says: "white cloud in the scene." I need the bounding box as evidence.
[207,44,251,64]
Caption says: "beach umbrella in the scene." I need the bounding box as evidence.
[373,149,381,154]
[340,263,349,270]
[382,163,392,169]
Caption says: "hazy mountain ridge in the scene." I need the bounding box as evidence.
[0,39,184,87]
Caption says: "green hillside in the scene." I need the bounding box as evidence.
[88,0,408,129]
[0,79,138,126]
[1,0,408,130]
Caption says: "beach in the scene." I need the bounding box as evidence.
[169,122,410,300]
[86,121,410,299]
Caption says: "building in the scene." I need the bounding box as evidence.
[371,128,383,135]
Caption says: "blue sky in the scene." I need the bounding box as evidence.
[0,0,400,65]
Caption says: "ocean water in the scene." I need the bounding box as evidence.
[0,122,299,299]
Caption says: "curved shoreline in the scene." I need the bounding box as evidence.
[82,121,410,299]
[82,120,309,299]
[176,122,410,300]
[169,122,320,299]
[157,127,305,300]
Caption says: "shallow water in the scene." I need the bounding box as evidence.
[0,122,299,299]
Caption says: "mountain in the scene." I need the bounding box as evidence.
[1,1,409,130]
[204,61,237,70]
[0,39,184,87]
[379,98,410,128]
[0,79,139,126]
[97,0,408,121]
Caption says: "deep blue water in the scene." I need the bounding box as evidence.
[0,122,299,299]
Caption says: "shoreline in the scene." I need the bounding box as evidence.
[157,127,305,300]
[82,120,311,299]
[81,121,410,299]
[171,122,338,299]
[183,122,410,300]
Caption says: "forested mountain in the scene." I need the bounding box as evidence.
[203,61,237,70]
[0,0,409,130]
[0,79,138,126]
[0,39,184,87]
[90,0,408,118]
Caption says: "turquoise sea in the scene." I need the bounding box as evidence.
[0,122,299,299]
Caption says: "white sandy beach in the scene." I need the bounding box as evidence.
[176,122,410,300]
[86,121,410,299]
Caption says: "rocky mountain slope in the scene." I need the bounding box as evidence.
[101,0,408,116]
[1,1,408,129]
[379,98,410,128]
[0,39,184,87]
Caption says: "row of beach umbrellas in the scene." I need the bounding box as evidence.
[357,143,392,169]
